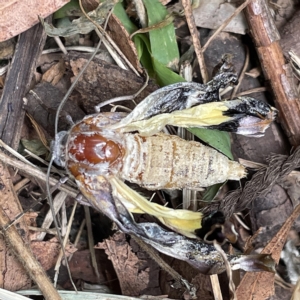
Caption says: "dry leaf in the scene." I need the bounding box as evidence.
[108,14,142,73]
[236,205,300,300]
[31,237,77,271]
[97,232,150,296]
[0,0,69,42]
[42,59,66,85]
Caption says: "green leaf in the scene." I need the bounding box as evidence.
[142,0,179,70]
[21,139,49,156]
[188,127,233,160]
[53,0,81,19]
[113,2,137,34]
[113,2,182,85]
[202,183,224,202]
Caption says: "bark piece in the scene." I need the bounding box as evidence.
[0,21,47,149]
[66,52,158,114]
[244,0,300,146]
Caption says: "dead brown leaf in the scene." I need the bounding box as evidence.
[31,237,77,271]
[236,205,300,300]
[0,0,69,42]
[42,59,66,85]
[108,14,142,74]
[97,232,150,296]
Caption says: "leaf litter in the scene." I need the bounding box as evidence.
[0,0,299,299]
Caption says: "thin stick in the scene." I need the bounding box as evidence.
[0,151,77,198]
[14,178,30,193]
[53,201,78,287]
[79,0,140,76]
[231,46,250,99]
[182,0,209,83]
[0,166,62,300]
[84,206,100,281]
[36,192,67,241]
[53,36,67,55]
[202,0,252,53]
[236,87,267,97]
[68,219,86,261]
[210,274,223,300]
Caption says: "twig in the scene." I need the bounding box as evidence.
[0,151,77,198]
[36,192,68,241]
[79,0,140,76]
[84,206,100,281]
[235,87,267,97]
[0,164,62,300]
[244,0,300,146]
[53,201,78,287]
[202,0,252,53]
[14,178,30,193]
[53,36,67,55]
[182,0,209,83]
[68,219,86,261]
[210,274,223,300]
[231,46,250,99]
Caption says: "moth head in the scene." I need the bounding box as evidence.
[51,131,68,167]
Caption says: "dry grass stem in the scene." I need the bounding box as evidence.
[68,219,86,261]
[14,177,30,193]
[231,46,249,99]
[210,274,223,300]
[53,201,78,287]
[0,151,77,198]
[36,191,68,241]
[235,87,267,97]
[84,206,101,280]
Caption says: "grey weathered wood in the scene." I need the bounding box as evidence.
[0,22,47,148]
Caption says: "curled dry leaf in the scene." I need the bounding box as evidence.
[42,59,66,85]
[107,14,142,73]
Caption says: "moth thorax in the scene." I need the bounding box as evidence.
[68,133,122,165]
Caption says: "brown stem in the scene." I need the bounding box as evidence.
[182,0,209,83]
[244,0,300,146]
[0,164,62,300]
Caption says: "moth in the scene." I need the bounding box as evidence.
[55,74,277,274]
